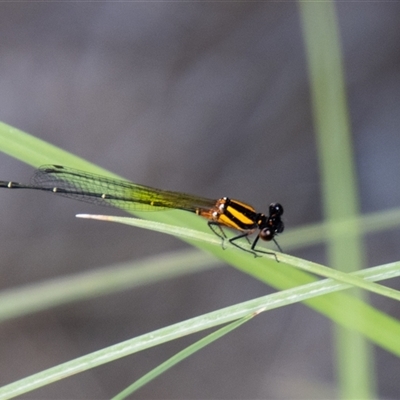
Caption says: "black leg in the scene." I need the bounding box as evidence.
[272,238,283,253]
[250,235,279,262]
[208,222,279,261]
[230,233,280,261]
[208,221,227,249]
[229,232,261,257]
[209,222,257,255]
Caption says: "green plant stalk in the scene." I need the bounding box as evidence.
[77,215,400,302]
[300,2,374,399]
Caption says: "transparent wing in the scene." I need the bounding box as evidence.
[32,165,216,212]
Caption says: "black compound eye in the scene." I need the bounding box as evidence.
[269,203,283,217]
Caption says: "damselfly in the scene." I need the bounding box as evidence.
[0,165,284,256]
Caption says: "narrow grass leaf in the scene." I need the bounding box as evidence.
[112,314,254,399]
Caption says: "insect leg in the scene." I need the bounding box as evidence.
[228,232,260,257]
[208,221,227,249]
[250,235,279,262]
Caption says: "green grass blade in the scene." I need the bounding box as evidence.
[112,314,254,399]
[0,122,112,174]
[77,214,400,302]
[300,2,374,398]
[0,249,221,323]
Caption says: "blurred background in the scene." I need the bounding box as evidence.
[0,3,400,399]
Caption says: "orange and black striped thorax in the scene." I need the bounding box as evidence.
[196,197,260,232]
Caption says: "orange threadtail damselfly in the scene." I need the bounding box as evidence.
[0,165,284,257]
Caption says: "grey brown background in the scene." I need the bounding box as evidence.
[0,3,400,399]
